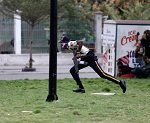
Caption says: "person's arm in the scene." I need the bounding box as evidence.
[76,53,86,59]
[72,50,79,73]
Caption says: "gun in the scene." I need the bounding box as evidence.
[72,50,79,73]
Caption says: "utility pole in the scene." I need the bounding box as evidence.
[46,0,58,102]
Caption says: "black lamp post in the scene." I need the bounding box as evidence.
[46,0,58,102]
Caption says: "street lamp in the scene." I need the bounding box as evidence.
[46,0,58,102]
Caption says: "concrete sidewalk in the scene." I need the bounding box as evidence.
[0,53,100,80]
[0,64,99,80]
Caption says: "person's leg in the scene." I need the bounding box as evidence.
[89,60,126,93]
[70,64,88,93]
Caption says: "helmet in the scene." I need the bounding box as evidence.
[68,41,78,50]
[59,35,70,43]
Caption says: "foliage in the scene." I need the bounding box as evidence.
[0,0,49,26]
[99,0,150,20]
[0,0,149,48]
[121,2,150,20]
[57,0,149,42]
[0,78,150,123]
[101,2,122,20]
[58,0,95,42]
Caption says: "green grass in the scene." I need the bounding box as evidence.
[0,78,150,123]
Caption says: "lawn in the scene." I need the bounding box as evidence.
[0,78,150,123]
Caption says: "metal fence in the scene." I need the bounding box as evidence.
[0,15,49,54]
[0,16,14,54]
[0,15,95,54]
[21,21,49,53]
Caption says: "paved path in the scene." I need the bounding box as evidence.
[0,53,102,80]
[0,65,99,80]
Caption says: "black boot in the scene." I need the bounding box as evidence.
[73,88,85,93]
[119,80,126,93]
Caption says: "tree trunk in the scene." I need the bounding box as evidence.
[29,25,34,68]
